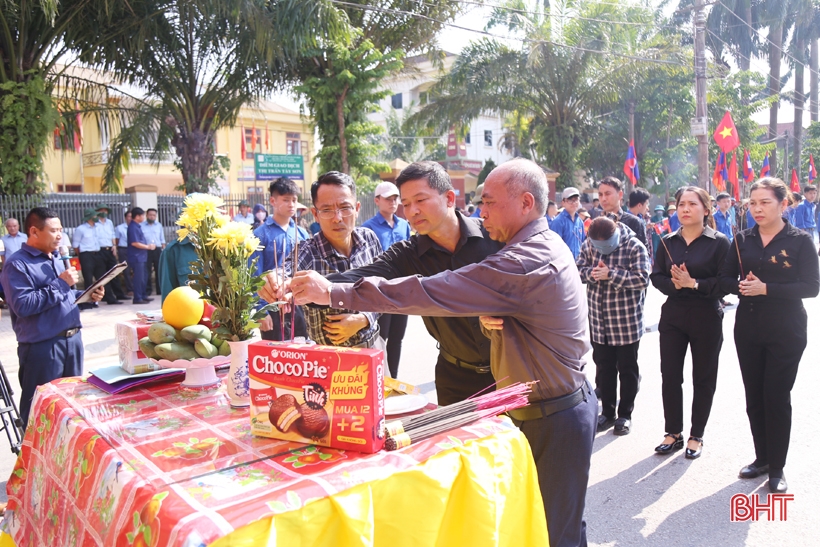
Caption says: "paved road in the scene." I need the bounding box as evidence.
[0,288,816,545]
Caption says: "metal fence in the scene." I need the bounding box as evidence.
[0,193,133,240]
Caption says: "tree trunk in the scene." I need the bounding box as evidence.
[336,85,349,175]
[811,38,818,123]
[794,35,805,178]
[172,126,215,194]
[768,24,783,176]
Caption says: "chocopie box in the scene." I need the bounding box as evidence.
[248,341,385,453]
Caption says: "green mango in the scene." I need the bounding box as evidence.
[154,342,199,361]
[138,337,159,359]
[218,342,231,356]
[181,325,212,343]
[148,323,178,345]
[210,337,224,348]
[194,339,218,358]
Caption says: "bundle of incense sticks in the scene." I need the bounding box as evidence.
[291,216,299,341]
[384,407,506,450]
[383,382,533,443]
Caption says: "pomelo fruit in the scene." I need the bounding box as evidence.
[162,286,205,330]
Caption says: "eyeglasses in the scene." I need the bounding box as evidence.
[316,206,355,220]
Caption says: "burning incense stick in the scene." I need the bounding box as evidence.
[290,217,299,341]
[273,241,285,341]
[658,234,674,265]
[734,236,745,279]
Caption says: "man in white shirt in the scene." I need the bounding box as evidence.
[233,200,254,224]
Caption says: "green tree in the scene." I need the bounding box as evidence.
[80,0,344,194]
[294,0,462,179]
[0,0,127,194]
[296,37,401,180]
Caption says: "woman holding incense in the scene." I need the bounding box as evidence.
[651,186,730,460]
[718,177,820,494]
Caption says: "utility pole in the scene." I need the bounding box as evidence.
[693,0,709,190]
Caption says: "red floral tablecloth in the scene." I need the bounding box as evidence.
[1,375,546,547]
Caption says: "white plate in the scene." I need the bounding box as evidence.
[384,394,428,416]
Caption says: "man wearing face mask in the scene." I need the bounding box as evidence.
[577,216,650,435]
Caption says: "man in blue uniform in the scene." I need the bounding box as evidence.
[141,208,166,296]
[94,203,126,303]
[0,208,104,428]
[128,208,155,304]
[252,177,310,340]
[551,186,586,258]
[114,210,133,295]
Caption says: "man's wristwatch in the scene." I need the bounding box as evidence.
[693,281,699,291]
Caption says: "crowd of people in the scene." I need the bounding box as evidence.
[1,159,818,547]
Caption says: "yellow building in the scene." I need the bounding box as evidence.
[42,83,317,197]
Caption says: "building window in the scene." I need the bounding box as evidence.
[301,140,309,158]
[464,129,471,145]
[245,127,261,159]
[286,132,301,155]
[54,130,63,150]
[484,130,493,147]
[58,184,82,192]
[419,91,428,105]
[248,186,264,194]
[391,93,403,110]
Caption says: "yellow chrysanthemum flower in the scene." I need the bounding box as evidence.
[207,221,256,256]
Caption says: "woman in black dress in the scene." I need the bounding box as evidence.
[651,186,730,459]
[719,177,820,493]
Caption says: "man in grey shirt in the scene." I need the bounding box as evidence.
[285,158,597,547]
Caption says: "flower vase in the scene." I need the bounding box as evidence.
[226,339,253,408]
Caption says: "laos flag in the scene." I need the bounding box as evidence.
[760,152,770,177]
[809,154,816,182]
[623,140,640,185]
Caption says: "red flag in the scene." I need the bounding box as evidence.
[241,125,246,158]
[250,123,257,153]
[742,149,755,183]
[713,111,740,153]
[790,169,800,192]
[712,152,727,192]
[729,151,740,201]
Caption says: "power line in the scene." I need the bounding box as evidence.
[330,0,687,67]
[715,0,819,80]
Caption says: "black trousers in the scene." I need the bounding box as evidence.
[734,302,807,472]
[434,354,496,406]
[377,313,408,378]
[659,299,723,438]
[260,307,308,342]
[99,247,126,299]
[145,247,162,295]
[117,247,133,292]
[78,251,116,303]
[592,340,640,420]
[514,382,597,547]
[17,332,83,429]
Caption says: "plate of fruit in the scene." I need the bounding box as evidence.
[140,322,230,387]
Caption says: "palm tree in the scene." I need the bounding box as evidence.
[79,0,344,193]
[0,0,131,194]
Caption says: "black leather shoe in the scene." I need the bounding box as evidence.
[597,415,616,432]
[107,301,124,305]
[768,474,788,493]
[654,433,683,454]
[738,462,769,479]
[684,436,703,459]
[613,418,631,436]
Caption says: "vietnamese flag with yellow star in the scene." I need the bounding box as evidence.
[713,111,741,153]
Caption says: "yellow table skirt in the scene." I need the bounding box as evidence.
[209,427,547,547]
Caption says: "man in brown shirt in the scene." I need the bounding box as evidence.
[288,158,597,547]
